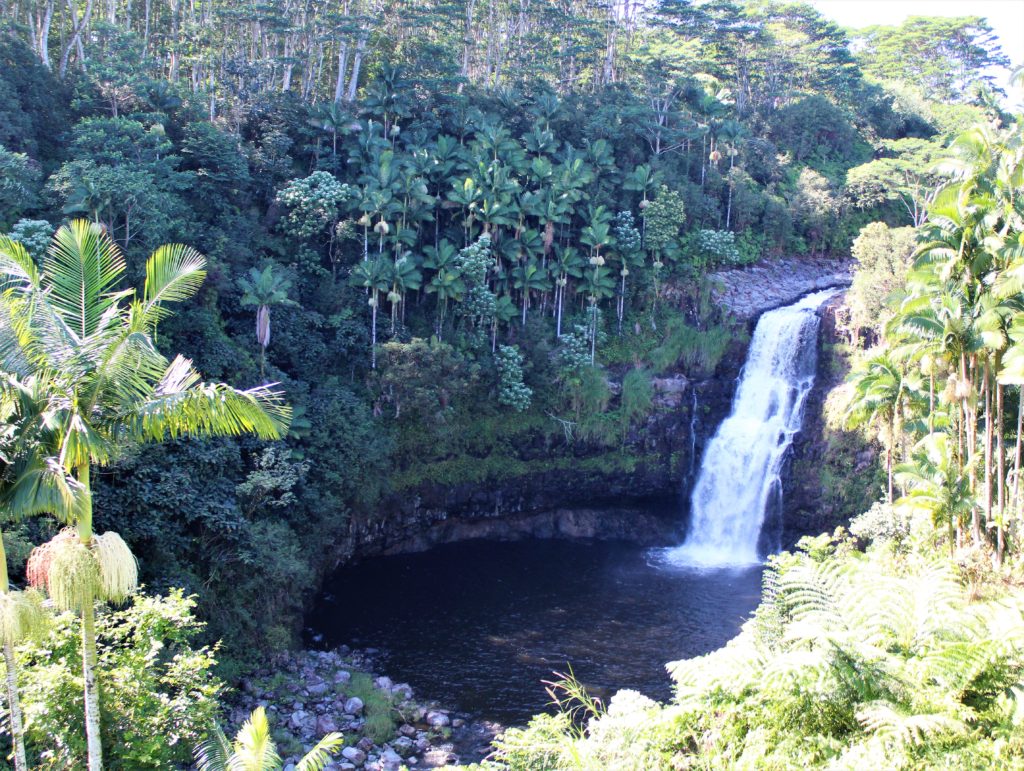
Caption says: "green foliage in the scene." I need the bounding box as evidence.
[0,145,40,230]
[853,17,1010,103]
[847,222,917,337]
[618,368,653,441]
[496,345,532,412]
[650,317,737,377]
[7,590,222,769]
[681,228,744,271]
[346,673,397,744]
[492,534,1024,770]
[6,219,53,264]
[276,171,354,239]
[195,706,342,771]
[643,186,686,258]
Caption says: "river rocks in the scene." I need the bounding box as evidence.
[391,682,414,700]
[341,746,366,764]
[425,710,450,727]
[227,649,476,769]
[307,678,329,697]
[391,736,415,756]
[380,747,403,770]
[316,714,339,734]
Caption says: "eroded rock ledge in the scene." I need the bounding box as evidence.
[711,256,853,320]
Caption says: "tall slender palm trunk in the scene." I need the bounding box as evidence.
[2,640,27,771]
[76,464,103,771]
[0,533,28,771]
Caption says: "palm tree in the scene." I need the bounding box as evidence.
[895,433,973,555]
[0,221,289,771]
[350,256,392,367]
[238,263,298,380]
[845,354,922,503]
[196,707,342,771]
[512,258,551,326]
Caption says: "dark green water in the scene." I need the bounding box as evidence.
[309,538,763,725]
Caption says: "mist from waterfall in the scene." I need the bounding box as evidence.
[655,289,837,568]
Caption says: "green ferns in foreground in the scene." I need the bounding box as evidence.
[489,519,1024,770]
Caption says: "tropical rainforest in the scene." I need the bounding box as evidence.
[0,0,1022,767]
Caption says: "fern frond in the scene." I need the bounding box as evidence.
[295,732,344,771]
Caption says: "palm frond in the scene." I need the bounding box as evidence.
[45,220,127,339]
[295,733,344,771]
[0,451,84,523]
[0,234,42,291]
[195,723,233,771]
[228,707,281,771]
[140,243,207,327]
[0,588,49,646]
[121,356,291,442]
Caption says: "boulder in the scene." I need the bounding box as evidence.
[425,710,450,728]
[307,679,329,697]
[341,746,366,765]
[316,715,339,735]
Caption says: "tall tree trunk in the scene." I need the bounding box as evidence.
[370,297,377,369]
[82,597,101,771]
[0,531,28,771]
[345,34,366,102]
[556,281,563,338]
[462,0,477,80]
[334,41,349,102]
[886,445,893,504]
[2,639,27,771]
[36,0,54,70]
[76,464,103,771]
[59,0,93,78]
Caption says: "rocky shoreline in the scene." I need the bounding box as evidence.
[228,648,500,770]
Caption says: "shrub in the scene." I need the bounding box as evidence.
[7,589,222,769]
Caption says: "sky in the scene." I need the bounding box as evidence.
[806,0,1024,96]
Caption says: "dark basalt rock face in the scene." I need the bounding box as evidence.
[337,369,739,564]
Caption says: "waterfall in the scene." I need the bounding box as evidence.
[659,289,837,568]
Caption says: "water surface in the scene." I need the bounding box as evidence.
[309,538,763,725]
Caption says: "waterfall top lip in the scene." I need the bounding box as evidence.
[785,286,843,312]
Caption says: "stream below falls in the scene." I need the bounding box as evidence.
[308,538,763,725]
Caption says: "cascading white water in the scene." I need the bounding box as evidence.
[658,289,838,568]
